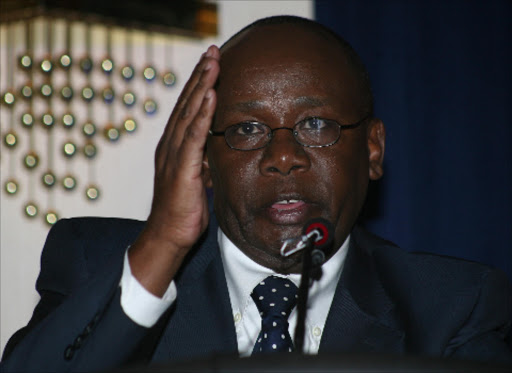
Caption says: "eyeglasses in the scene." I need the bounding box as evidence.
[209,115,369,151]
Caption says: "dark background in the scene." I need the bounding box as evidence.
[315,0,512,281]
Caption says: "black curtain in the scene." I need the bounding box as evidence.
[315,0,512,281]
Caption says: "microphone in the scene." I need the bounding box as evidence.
[280,217,334,266]
[303,218,334,266]
[292,218,334,353]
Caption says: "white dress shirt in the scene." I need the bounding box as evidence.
[219,230,348,355]
[120,228,349,355]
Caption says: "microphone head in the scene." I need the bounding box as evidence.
[302,217,334,251]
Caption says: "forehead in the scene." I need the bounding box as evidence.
[217,24,362,117]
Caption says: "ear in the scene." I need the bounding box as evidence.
[367,118,385,180]
[202,148,213,188]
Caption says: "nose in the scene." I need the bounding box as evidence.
[259,128,311,176]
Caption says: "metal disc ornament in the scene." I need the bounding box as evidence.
[60,85,74,101]
[21,112,35,128]
[122,92,136,107]
[45,210,59,225]
[40,83,53,99]
[143,98,157,115]
[102,86,115,104]
[143,66,157,82]
[25,202,38,217]
[23,152,39,169]
[81,86,95,102]
[63,141,77,158]
[121,65,135,81]
[62,113,75,129]
[83,142,97,158]
[82,121,96,137]
[3,91,15,106]
[85,185,100,201]
[20,84,33,100]
[123,118,137,133]
[59,53,72,69]
[42,171,57,188]
[62,175,77,190]
[41,112,55,128]
[104,125,120,142]
[5,179,19,195]
[4,131,18,148]
[80,56,93,74]
[162,71,176,87]
[19,54,33,70]
[40,57,53,74]
[101,57,114,75]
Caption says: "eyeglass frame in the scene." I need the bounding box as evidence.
[208,114,371,151]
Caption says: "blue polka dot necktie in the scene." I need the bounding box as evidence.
[251,276,298,354]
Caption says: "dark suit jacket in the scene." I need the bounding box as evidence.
[2,215,512,372]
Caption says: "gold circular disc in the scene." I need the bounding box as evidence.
[143,99,157,115]
[123,118,137,132]
[104,125,120,142]
[24,152,39,169]
[59,54,72,69]
[162,71,176,87]
[25,202,38,217]
[19,55,33,70]
[21,112,35,127]
[86,185,100,200]
[63,141,77,157]
[4,132,18,147]
[62,175,77,190]
[21,84,33,99]
[83,142,97,158]
[82,121,96,137]
[5,179,18,194]
[62,113,75,129]
[101,58,114,74]
[42,171,56,188]
[3,91,15,106]
[143,66,156,81]
[41,113,55,128]
[45,211,59,225]
[60,85,74,101]
[81,86,94,102]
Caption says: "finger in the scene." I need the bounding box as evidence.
[175,88,217,178]
[157,51,219,159]
[167,45,219,134]
[170,58,219,148]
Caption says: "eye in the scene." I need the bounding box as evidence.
[300,117,327,130]
[233,122,265,135]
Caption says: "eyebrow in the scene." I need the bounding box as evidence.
[225,96,329,112]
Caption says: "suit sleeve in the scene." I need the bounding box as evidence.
[1,218,164,372]
[446,268,512,363]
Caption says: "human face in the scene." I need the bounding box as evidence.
[205,25,384,273]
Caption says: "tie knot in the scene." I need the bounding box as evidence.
[251,276,298,319]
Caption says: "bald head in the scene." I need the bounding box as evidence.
[219,16,374,118]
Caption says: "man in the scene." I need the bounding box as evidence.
[2,16,511,372]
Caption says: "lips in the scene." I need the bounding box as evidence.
[264,194,314,225]
[271,199,306,211]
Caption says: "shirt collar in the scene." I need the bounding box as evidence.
[219,228,350,319]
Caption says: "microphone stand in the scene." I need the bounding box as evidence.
[293,234,322,354]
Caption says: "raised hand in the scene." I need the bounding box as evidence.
[128,46,220,296]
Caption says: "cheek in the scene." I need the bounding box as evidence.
[210,150,260,212]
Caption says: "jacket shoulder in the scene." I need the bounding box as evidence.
[36,217,145,296]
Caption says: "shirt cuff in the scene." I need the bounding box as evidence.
[120,249,177,328]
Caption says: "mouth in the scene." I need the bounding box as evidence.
[271,199,306,211]
[264,194,314,225]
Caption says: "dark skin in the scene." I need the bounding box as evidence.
[128,24,385,296]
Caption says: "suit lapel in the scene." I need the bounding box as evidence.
[320,227,405,354]
[151,217,238,363]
